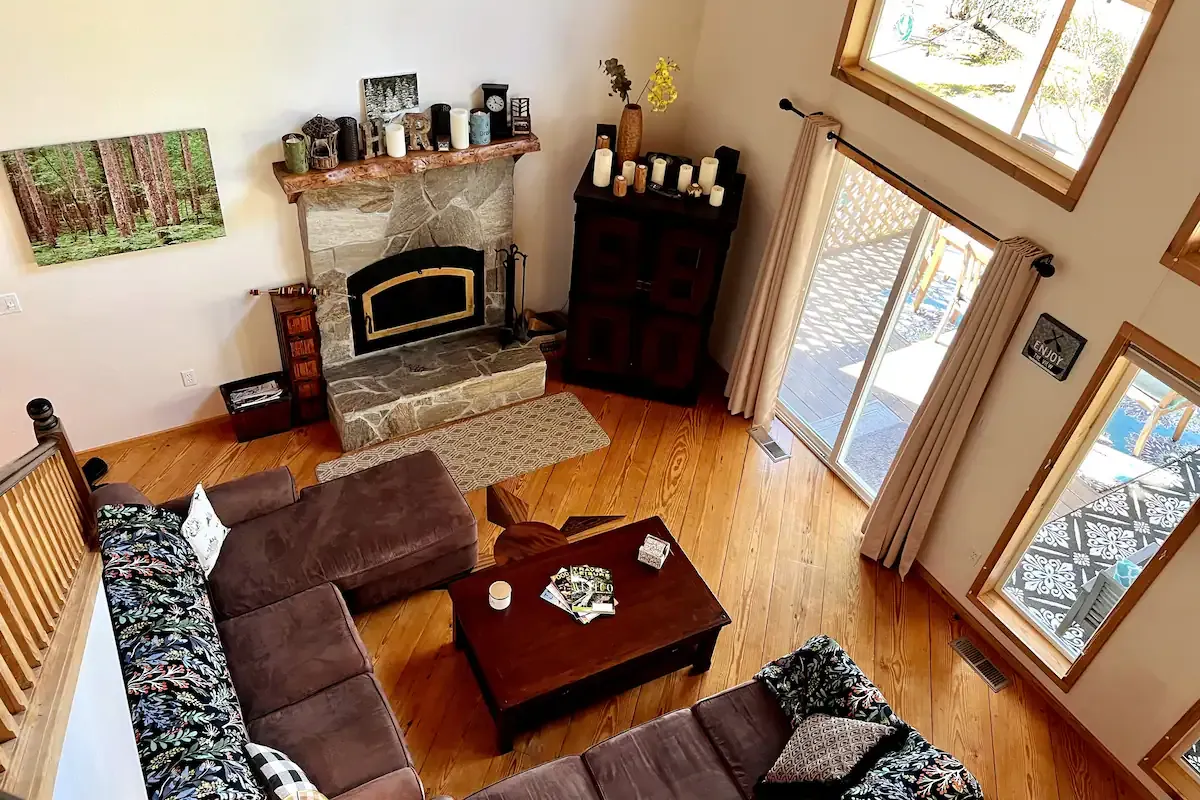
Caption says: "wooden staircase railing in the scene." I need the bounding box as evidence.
[0,400,101,798]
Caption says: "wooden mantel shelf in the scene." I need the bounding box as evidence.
[272,135,541,203]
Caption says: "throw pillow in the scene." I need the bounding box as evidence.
[246,743,329,800]
[181,483,230,576]
[756,713,907,799]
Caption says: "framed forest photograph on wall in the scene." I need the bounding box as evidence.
[2,128,224,266]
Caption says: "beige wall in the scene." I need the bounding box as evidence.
[0,0,703,459]
[685,0,1200,794]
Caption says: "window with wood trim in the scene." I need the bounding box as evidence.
[969,323,1200,690]
[833,0,1173,210]
[1143,698,1200,800]
[1161,194,1200,287]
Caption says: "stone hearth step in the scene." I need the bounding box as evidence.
[325,329,546,452]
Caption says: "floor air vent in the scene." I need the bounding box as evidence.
[750,425,791,463]
[950,637,1010,692]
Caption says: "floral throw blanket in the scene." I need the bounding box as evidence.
[99,504,262,800]
[756,635,983,799]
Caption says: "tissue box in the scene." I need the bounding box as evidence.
[637,534,671,569]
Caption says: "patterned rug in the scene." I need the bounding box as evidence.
[1003,445,1200,656]
[315,392,610,492]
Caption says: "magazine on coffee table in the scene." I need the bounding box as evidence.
[542,566,616,623]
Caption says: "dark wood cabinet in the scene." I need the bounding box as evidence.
[565,161,744,404]
[271,293,328,425]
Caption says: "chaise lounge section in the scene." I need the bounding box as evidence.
[94,450,476,800]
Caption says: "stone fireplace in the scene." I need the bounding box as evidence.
[287,145,546,452]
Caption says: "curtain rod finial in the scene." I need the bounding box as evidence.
[779,98,793,111]
[1033,255,1055,278]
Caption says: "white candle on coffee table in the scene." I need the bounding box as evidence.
[676,163,694,193]
[698,157,720,195]
[593,148,614,188]
[489,581,511,610]
[650,157,667,186]
[450,108,470,150]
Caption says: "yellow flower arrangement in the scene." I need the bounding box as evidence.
[645,57,681,112]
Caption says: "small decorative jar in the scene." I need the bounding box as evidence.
[470,109,492,146]
[282,134,308,174]
[489,581,512,610]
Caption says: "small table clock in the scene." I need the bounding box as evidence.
[482,83,511,139]
[1023,313,1086,381]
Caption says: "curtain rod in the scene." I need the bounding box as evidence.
[779,99,1055,278]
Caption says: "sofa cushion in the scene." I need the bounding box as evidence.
[583,708,742,800]
[210,452,476,618]
[218,583,370,721]
[466,756,601,800]
[331,767,424,800]
[693,681,792,799]
[98,504,260,800]
[161,466,298,526]
[248,674,411,799]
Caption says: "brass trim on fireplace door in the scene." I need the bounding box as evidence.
[362,267,476,341]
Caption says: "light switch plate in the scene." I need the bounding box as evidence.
[0,293,21,316]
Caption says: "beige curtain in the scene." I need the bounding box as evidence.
[861,237,1049,576]
[726,114,843,428]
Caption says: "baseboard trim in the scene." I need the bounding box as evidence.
[913,562,1159,800]
[78,414,230,459]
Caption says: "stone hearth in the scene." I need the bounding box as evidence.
[287,147,545,452]
[325,330,546,452]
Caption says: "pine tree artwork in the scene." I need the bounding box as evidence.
[2,129,225,266]
[362,73,420,122]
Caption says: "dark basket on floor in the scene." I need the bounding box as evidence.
[220,372,292,443]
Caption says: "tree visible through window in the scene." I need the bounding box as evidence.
[866,0,1151,171]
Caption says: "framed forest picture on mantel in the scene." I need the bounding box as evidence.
[2,128,225,266]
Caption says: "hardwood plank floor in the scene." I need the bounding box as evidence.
[84,376,1135,800]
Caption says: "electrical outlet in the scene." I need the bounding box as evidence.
[0,293,21,316]
[180,369,197,387]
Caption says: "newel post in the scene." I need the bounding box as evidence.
[27,398,96,549]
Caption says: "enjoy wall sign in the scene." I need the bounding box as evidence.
[1023,313,1086,381]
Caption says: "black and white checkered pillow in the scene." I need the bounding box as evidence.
[246,742,327,800]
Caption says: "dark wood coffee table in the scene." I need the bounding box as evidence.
[448,517,730,752]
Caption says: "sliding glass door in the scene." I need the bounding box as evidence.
[777,157,994,500]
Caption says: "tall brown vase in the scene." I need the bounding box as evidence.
[617,104,643,165]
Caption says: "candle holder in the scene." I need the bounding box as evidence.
[302,115,340,171]
[613,175,628,198]
[335,116,361,162]
[282,134,308,174]
[489,581,512,610]
[470,109,492,146]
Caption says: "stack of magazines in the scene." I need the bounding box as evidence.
[541,565,616,624]
[228,379,284,410]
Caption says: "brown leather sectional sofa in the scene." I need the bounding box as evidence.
[94,451,477,800]
[464,679,791,799]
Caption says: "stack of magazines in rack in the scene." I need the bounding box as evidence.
[541,565,616,624]
[228,379,285,411]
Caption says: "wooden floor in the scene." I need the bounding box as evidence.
[87,374,1139,800]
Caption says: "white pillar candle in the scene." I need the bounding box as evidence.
[593,148,614,188]
[622,160,637,186]
[676,164,694,193]
[709,185,726,208]
[450,108,471,150]
[384,122,406,158]
[698,157,720,195]
[650,157,667,186]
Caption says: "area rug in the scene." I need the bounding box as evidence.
[314,392,610,492]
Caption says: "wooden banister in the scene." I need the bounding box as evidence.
[25,400,93,550]
[0,398,101,797]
